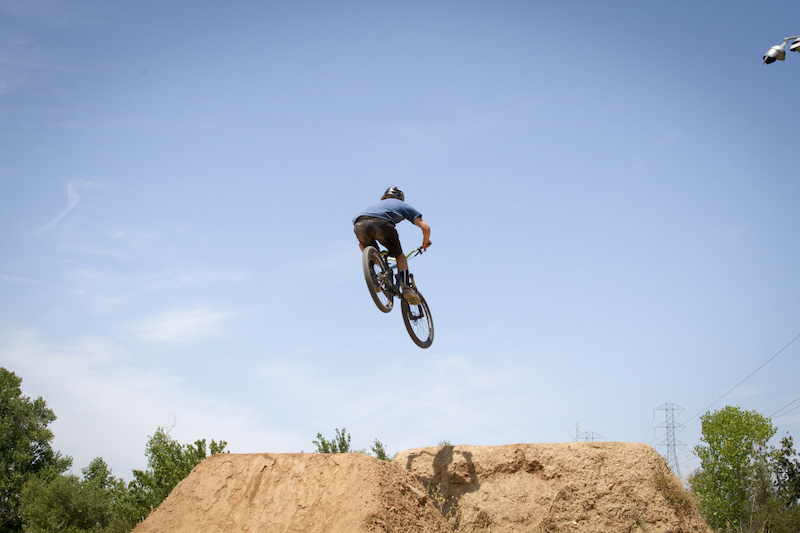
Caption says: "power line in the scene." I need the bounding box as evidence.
[686,332,800,422]
[642,412,656,443]
[776,404,800,418]
[770,395,800,418]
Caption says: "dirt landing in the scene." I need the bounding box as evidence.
[394,442,711,533]
[132,452,453,533]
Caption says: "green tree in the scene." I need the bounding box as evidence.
[774,436,800,508]
[20,475,115,533]
[0,368,71,533]
[312,429,392,460]
[691,405,777,530]
[313,428,353,454]
[125,427,227,525]
[370,439,391,461]
[21,456,161,533]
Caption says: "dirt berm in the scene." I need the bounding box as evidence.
[133,442,711,533]
[132,452,451,533]
[395,442,711,532]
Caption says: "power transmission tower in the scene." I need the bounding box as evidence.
[571,423,605,442]
[578,431,605,442]
[654,403,685,477]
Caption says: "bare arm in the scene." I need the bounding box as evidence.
[414,217,431,250]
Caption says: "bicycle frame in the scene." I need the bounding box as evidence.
[380,247,427,292]
[381,246,427,270]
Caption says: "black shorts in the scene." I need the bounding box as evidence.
[354,216,403,258]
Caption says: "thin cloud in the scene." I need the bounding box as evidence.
[39,180,108,232]
[0,273,41,285]
[40,182,81,231]
[133,307,235,343]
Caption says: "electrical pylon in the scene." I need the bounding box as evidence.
[654,403,685,477]
[571,423,605,442]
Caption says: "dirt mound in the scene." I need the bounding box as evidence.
[132,452,452,533]
[394,442,711,533]
[133,443,711,532]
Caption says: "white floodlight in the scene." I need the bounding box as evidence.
[764,34,800,64]
[764,43,787,64]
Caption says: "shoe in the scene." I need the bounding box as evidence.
[402,286,421,305]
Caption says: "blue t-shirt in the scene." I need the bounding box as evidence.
[354,198,422,225]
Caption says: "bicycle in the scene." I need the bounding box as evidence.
[361,245,434,349]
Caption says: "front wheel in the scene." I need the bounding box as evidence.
[362,246,393,313]
[401,293,434,348]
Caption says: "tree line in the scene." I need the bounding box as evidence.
[0,368,225,532]
[4,366,800,532]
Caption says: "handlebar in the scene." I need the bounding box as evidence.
[408,242,431,258]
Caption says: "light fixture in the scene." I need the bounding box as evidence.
[763,35,800,64]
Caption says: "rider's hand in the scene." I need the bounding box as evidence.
[422,240,432,250]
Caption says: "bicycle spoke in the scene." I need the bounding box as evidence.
[363,246,393,313]
[401,296,433,348]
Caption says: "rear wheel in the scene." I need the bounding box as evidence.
[401,293,433,348]
[362,246,393,313]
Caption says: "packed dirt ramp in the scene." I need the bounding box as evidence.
[132,452,452,532]
[395,442,711,532]
[133,442,711,532]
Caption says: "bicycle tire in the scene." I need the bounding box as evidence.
[401,293,434,348]
[362,246,393,313]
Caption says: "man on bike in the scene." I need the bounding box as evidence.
[353,187,431,304]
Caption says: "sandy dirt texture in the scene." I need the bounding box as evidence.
[395,442,711,533]
[132,452,452,533]
[133,442,711,533]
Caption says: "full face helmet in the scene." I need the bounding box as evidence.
[381,187,404,201]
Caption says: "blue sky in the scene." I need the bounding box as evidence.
[2,0,800,481]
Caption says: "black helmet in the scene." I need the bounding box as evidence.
[381,187,404,201]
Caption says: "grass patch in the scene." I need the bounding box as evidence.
[655,469,696,521]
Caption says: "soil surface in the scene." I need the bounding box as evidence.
[133,442,711,533]
[132,452,451,533]
[395,442,711,533]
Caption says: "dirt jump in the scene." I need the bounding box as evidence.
[133,442,711,533]
[395,442,710,532]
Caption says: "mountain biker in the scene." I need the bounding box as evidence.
[353,187,431,304]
